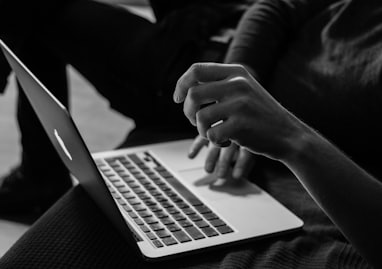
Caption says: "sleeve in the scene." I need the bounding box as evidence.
[225,0,339,83]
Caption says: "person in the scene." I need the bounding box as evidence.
[0,0,382,268]
[172,0,382,267]
[0,0,254,218]
[0,0,380,268]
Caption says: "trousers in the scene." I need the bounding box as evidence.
[13,1,227,180]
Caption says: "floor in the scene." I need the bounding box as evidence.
[0,66,134,257]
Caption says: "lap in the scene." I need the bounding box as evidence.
[0,156,370,268]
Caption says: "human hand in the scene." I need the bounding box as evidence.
[189,135,255,179]
[174,63,301,160]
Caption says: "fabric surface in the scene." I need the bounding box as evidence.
[0,160,371,268]
[226,0,382,179]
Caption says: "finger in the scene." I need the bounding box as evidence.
[188,135,209,159]
[207,117,235,147]
[233,149,256,179]
[216,144,238,178]
[174,63,244,103]
[183,79,232,126]
[195,101,231,139]
[204,143,221,173]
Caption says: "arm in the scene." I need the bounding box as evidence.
[188,0,339,178]
[284,120,382,268]
[174,63,382,268]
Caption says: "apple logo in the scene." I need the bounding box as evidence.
[54,129,73,161]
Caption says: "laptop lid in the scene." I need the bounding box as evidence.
[0,39,142,254]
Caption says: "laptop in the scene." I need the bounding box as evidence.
[1,39,303,261]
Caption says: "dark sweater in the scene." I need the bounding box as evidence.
[227,0,382,179]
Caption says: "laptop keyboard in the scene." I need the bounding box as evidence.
[95,152,234,248]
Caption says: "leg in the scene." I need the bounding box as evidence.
[39,1,214,130]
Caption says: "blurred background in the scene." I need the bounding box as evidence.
[0,0,153,257]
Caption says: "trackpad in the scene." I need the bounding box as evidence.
[178,169,262,202]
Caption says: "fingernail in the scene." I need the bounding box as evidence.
[188,150,195,159]
[205,163,213,173]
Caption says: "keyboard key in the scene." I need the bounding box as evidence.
[122,205,132,212]
[132,204,146,211]
[179,220,193,228]
[167,207,180,215]
[121,176,134,183]
[112,181,125,188]
[155,211,169,219]
[148,205,162,212]
[128,211,138,219]
[143,200,157,206]
[173,231,192,243]
[161,217,174,226]
[203,212,218,220]
[210,219,226,227]
[144,217,159,225]
[149,190,162,196]
[201,227,219,237]
[194,205,212,214]
[132,188,145,194]
[172,213,186,221]
[127,182,140,189]
[183,208,196,215]
[156,169,172,178]
[154,166,166,172]
[194,220,209,228]
[146,232,157,240]
[137,193,151,200]
[152,239,164,248]
[117,186,130,193]
[162,236,178,246]
[117,199,127,206]
[156,197,168,203]
[161,201,173,208]
[167,224,181,232]
[142,168,154,175]
[150,223,165,231]
[139,225,150,233]
[138,210,152,218]
[188,214,202,222]
[122,193,135,200]
[127,199,141,205]
[134,218,144,225]
[156,229,171,238]
[185,227,205,240]
[216,225,234,234]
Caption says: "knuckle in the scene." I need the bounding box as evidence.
[231,64,249,76]
[196,109,206,123]
[187,87,199,103]
[190,63,203,79]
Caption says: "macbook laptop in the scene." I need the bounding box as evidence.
[1,39,303,261]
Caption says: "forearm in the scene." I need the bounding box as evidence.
[281,120,382,267]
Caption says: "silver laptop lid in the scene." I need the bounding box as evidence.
[0,39,140,252]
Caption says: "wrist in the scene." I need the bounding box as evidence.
[276,115,318,165]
